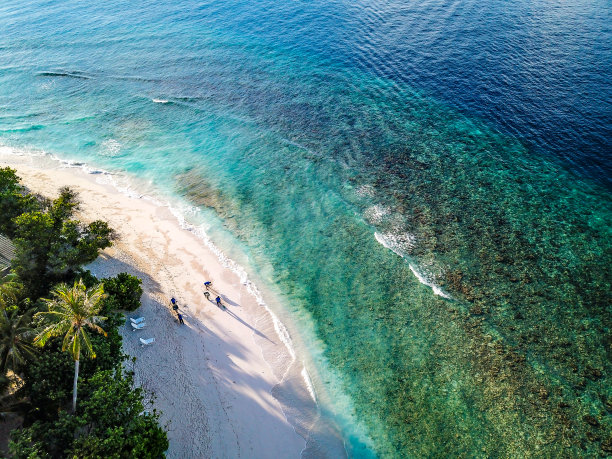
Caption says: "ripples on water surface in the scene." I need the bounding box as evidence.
[0,0,610,456]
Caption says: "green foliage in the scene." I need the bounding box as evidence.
[77,220,115,263]
[22,327,123,419]
[10,369,168,459]
[70,370,168,458]
[35,280,107,361]
[8,426,50,458]
[0,308,36,375]
[36,280,108,412]
[22,339,74,419]
[0,273,23,310]
[47,187,79,228]
[83,324,124,375]
[11,189,115,298]
[0,167,38,238]
[23,331,121,419]
[102,273,143,312]
[11,211,54,297]
[76,269,100,289]
[0,178,167,457]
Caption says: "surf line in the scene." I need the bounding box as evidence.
[374,232,451,299]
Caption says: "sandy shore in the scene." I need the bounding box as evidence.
[1,153,316,458]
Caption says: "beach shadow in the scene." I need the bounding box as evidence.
[203,289,239,307]
[219,295,239,307]
[120,279,320,458]
[87,252,163,295]
[223,307,276,344]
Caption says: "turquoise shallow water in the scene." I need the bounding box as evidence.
[1,0,611,456]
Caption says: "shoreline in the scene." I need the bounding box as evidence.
[0,152,339,458]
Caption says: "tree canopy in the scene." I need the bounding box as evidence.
[11,186,115,298]
[0,169,167,457]
[102,273,143,312]
[0,167,38,238]
[10,369,168,458]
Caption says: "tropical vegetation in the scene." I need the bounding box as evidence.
[0,167,168,458]
[35,280,107,413]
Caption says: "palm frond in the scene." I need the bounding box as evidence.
[0,309,38,374]
[78,328,95,359]
[34,321,70,347]
[36,279,107,361]
[61,325,77,355]
[84,320,107,337]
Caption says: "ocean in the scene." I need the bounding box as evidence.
[1,0,610,456]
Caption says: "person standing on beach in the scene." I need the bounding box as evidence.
[204,281,212,290]
[171,297,178,311]
[177,313,184,324]
[204,291,210,300]
[215,296,222,307]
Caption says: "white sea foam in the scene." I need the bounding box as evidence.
[0,144,107,176]
[100,138,122,157]
[41,150,303,374]
[38,80,55,91]
[408,265,451,299]
[374,231,451,299]
[374,230,416,254]
[363,204,389,224]
[152,98,169,104]
[301,367,317,403]
[355,184,375,197]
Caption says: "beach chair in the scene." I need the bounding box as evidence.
[131,321,146,330]
[139,337,155,346]
[130,317,145,325]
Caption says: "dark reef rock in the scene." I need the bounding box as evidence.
[584,366,603,381]
[583,415,600,427]
[586,431,600,442]
[601,436,612,453]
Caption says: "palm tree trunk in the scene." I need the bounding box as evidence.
[72,359,79,412]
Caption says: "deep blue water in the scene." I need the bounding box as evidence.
[1,0,611,456]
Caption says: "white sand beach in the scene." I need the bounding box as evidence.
[0,153,325,458]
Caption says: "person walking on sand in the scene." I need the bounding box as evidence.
[171,297,178,311]
[177,312,184,324]
[204,281,212,290]
[204,291,210,300]
[215,296,222,307]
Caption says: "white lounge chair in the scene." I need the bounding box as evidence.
[140,337,155,346]
[131,322,146,330]
[130,317,145,325]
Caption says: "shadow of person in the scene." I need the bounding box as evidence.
[219,294,239,307]
[224,308,276,344]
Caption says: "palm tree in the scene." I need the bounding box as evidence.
[0,275,35,419]
[0,308,36,376]
[34,279,107,412]
[0,273,35,377]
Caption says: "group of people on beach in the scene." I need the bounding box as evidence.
[170,297,184,324]
[170,280,223,325]
[203,281,223,307]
